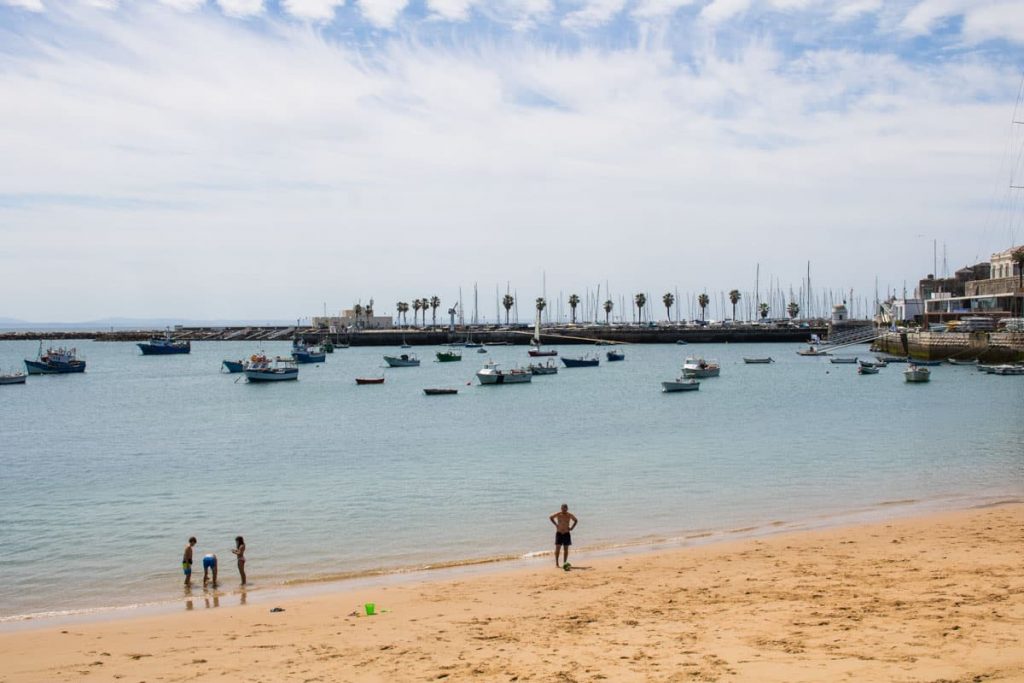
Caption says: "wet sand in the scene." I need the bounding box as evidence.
[2,503,1021,682]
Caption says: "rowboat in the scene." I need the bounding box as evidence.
[797,346,827,356]
[355,377,385,385]
[904,365,931,383]
[743,357,774,364]
[858,365,879,375]
[661,378,700,392]
[946,358,978,365]
[423,388,458,395]
[829,356,858,364]
[0,372,27,385]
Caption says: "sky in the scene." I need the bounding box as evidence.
[1,0,1023,322]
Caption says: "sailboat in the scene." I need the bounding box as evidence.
[528,307,557,357]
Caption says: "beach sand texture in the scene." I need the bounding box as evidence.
[2,504,1021,682]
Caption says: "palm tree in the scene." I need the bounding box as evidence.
[634,293,646,324]
[1013,247,1024,316]
[502,294,514,325]
[365,300,374,326]
[353,303,364,328]
[400,301,410,326]
[759,302,769,319]
[662,292,675,322]
[728,289,741,321]
[412,299,422,327]
[697,293,709,321]
[603,299,613,324]
[568,294,580,324]
[430,296,440,328]
[787,301,800,319]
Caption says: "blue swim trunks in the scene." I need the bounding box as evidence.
[202,555,217,569]
[182,561,192,576]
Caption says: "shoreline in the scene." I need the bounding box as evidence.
[2,502,1021,682]
[2,490,1017,632]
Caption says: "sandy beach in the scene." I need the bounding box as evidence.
[2,503,1021,682]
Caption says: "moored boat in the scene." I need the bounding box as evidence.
[858,365,879,375]
[606,349,625,361]
[24,343,86,374]
[436,349,463,363]
[743,357,774,364]
[528,359,559,375]
[797,346,827,356]
[909,359,942,367]
[681,356,720,378]
[0,371,27,385]
[877,355,910,363]
[222,359,245,373]
[137,332,190,355]
[661,378,700,392]
[989,364,1024,375]
[355,377,385,385]
[244,355,298,382]
[384,353,420,367]
[424,388,458,395]
[476,360,532,384]
[904,365,931,383]
[562,355,600,368]
[947,358,978,366]
[829,356,858,364]
[292,339,326,364]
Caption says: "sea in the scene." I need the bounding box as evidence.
[1,339,1021,623]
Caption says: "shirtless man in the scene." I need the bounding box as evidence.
[202,553,218,587]
[182,537,197,586]
[549,504,578,568]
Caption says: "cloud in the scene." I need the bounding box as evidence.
[355,0,409,28]
[699,0,750,26]
[280,0,344,21]
[962,2,1024,44]
[158,0,207,10]
[216,0,264,18]
[830,0,880,23]
[562,0,627,29]
[426,0,477,21]
[1,0,44,10]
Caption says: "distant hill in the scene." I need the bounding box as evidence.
[0,317,293,331]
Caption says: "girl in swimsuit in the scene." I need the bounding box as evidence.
[232,536,247,585]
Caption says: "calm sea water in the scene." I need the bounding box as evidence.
[0,339,1021,621]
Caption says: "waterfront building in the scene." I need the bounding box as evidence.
[923,245,1023,321]
[313,309,394,330]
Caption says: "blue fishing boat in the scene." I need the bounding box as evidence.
[137,332,190,355]
[222,359,245,373]
[562,355,600,368]
[291,339,326,364]
[24,343,86,374]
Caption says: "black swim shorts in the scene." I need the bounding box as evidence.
[555,531,572,546]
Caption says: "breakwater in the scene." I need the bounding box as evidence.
[0,324,826,345]
[873,330,1024,362]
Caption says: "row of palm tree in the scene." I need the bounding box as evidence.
[392,296,442,327]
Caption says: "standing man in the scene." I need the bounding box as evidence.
[182,537,197,586]
[549,504,578,568]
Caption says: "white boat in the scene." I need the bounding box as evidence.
[529,360,559,375]
[829,356,858,364]
[244,355,299,382]
[858,365,879,375]
[383,353,420,367]
[0,371,27,385]
[946,358,978,366]
[681,357,720,378]
[797,346,828,356]
[661,378,700,392]
[743,357,774,364]
[989,364,1024,375]
[859,359,886,368]
[476,360,532,384]
[904,365,931,383]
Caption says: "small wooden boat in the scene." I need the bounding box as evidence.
[355,377,385,385]
[423,388,458,395]
[904,365,931,383]
[743,357,774,364]
[859,359,886,369]
[562,355,600,368]
[797,346,827,356]
[384,354,420,367]
[858,365,879,375]
[0,371,27,385]
[946,358,978,365]
[222,359,245,373]
[682,357,719,378]
[662,378,700,392]
[529,360,559,375]
[606,350,625,361]
[829,356,858,364]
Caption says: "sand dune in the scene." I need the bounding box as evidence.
[2,504,1021,682]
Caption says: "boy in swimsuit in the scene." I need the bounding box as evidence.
[549,504,578,568]
[182,537,196,586]
[202,553,218,587]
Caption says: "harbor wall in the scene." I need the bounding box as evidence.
[0,324,827,345]
[873,330,1024,363]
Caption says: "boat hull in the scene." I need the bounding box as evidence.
[528,349,558,357]
[477,371,532,384]
[0,374,27,385]
[138,343,190,355]
[222,360,245,373]
[682,367,719,378]
[858,366,879,375]
[355,377,385,385]
[606,352,625,361]
[829,357,858,364]
[245,369,299,382]
[562,357,599,368]
[529,365,558,375]
[743,358,774,364]
[293,352,326,363]
[904,368,931,383]
[424,388,458,395]
[435,353,462,362]
[24,359,86,374]
[384,356,420,367]
[662,379,699,392]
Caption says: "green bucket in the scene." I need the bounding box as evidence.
[364,602,376,616]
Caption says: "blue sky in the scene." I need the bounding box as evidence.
[1,0,1022,321]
